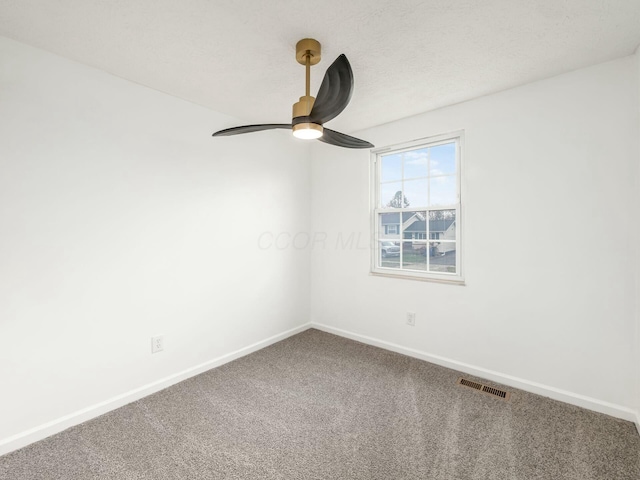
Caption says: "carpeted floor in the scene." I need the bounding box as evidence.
[1,329,639,479]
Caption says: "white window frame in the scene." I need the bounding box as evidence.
[370,131,464,284]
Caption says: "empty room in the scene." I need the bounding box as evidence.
[1,1,639,478]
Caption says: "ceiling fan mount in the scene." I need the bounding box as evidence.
[212,38,373,149]
[295,38,321,66]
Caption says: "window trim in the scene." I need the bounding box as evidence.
[370,131,465,284]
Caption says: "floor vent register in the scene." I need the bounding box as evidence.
[457,377,511,401]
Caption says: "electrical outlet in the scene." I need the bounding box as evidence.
[151,335,164,353]
[406,312,416,326]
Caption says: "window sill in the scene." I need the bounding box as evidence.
[370,270,466,286]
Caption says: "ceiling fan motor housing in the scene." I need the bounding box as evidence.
[292,94,323,138]
[292,95,315,118]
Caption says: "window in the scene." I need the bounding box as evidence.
[371,132,463,282]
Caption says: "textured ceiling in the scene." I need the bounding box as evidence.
[1,1,640,133]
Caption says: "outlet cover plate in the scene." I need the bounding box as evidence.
[151,335,164,353]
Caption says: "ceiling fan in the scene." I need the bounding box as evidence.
[212,39,374,149]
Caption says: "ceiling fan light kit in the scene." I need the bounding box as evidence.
[292,122,323,139]
[212,38,373,149]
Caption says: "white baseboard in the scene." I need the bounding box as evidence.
[311,322,639,424]
[0,323,311,457]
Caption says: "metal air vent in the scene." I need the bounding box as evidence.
[457,377,511,401]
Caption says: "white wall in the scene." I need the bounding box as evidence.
[311,56,640,417]
[0,36,310,451]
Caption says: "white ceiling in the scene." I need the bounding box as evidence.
[1,1,640,133]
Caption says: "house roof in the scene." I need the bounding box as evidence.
[405,219,455,233]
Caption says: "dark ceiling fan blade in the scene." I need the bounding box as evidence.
[318,128,373,149]
[309,54,354,125]
[212,124,291,136]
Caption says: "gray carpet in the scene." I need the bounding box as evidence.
[1,329,639,479]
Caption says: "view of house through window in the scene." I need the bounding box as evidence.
[372,133,461,280]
